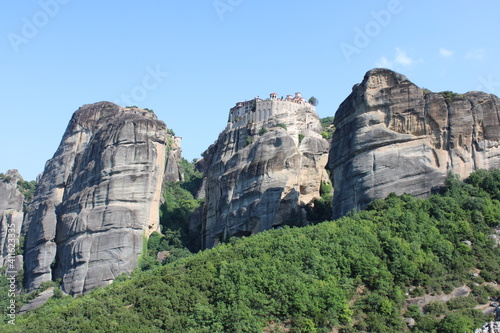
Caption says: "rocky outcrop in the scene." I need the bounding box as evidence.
[164,136,183,182]
[475,322,500,333]
[329,68,500,218]
[0,170,24,271]
[406,285,470,309]
[23,102,168,295]
[199,95,330,248]
[18,287,55,315]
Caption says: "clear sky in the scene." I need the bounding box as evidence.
[1,0,499,181]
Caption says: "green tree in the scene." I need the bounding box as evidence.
[319,117,335,140]
[308,96,319,106]
[424,301,448,317]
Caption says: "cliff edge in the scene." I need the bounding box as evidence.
[329,68,500,218]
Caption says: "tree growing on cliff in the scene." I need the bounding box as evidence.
[5,170,500,332]
[308,96,319,106]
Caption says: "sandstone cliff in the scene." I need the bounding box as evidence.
[23,102,169,295]
[475,321,500,333]
[198,95,330,248]
[0,170,24,272]
[329,68,500,218]
[164,136,183,183]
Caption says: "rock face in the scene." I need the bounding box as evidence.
[199,93,330,248]
[0,170,24,271]
[23,102,168,295]
[164,136,183,182]
[475,321,500,333]
[329,68,500,218]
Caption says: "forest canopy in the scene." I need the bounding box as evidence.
[1,170,500,332]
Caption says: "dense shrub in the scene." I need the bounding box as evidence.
[424,301,448,316]
[159,158,203,251]
[319,117,335,140]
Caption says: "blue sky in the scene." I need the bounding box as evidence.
[1,0,499,180]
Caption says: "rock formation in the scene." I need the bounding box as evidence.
[18,287,55,315]
[164,136,183,183]
[475,321,500,333]
[0,170,24,272]
[23,102,169,295]
[198,93,330,248]
[329,68,500,218]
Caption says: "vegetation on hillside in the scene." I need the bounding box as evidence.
[421,89,467,106]
[1,170,500,332]
[0,173,11,183]
[306,181,333,224]
[422,88,432,96]
[320,116,335,140]
[17,179,36,209]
